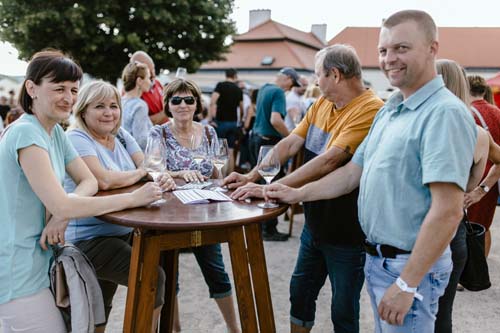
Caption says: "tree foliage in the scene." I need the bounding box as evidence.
[0,0,235,80]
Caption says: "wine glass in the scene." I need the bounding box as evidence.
[143,135,167,205]
[257,145,280,208]
[190,133,207,181]
[211,138,229,192]
[176,67,187,78]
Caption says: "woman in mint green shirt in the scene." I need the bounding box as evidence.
[0,50,163,332]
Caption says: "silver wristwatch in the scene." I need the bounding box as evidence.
[479,184,490,193]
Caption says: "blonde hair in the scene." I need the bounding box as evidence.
[305,85,321,99]
[436,59,470,106]
[72,81,122,135]
[121,62,149,92]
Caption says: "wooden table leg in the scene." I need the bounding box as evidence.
[124,229,144,333]
[245,223,276,332]
[159,249,179,333]
[125,231,161,333]
[228,226,258,333]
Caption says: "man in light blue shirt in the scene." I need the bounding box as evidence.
[266,10,476,332]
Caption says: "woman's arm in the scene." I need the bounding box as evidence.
[465,131,500,207]
[64,156,99,196]
[19,145,161,220]
[465,127,489,192]
[79,155,147,190]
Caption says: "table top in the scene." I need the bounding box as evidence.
[98,183,288,231]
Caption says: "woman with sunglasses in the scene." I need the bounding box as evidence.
[0,50,162,332]
[149,78,240,333]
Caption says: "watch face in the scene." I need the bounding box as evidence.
[481,185,490,193]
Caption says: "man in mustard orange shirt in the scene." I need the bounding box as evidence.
[223,44,383,332]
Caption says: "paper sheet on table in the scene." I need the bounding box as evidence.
[173,189,233,205]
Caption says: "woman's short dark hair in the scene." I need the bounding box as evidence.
[19,49,83,114]
[163,79,203,117]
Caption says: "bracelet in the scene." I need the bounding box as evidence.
[396,277,424,301]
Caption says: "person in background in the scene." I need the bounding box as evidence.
[303,84,321,111]
[121,62,154,150]
[244,67,300,242]
[151,78,240,333]
[0,96,10,121]
[238,89,258,171]
[464,75,500,258]
[284,75,309,131]
[130,51,168,125]
[434,59,491,333]
[209,68,243,173]
[64,81,175,332]
[0,50,162,332]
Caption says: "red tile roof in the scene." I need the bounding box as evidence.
[201,20,324,71]
[235,20,325,49]
[328,27,500,69]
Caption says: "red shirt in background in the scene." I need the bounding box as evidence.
[141,79,168,124]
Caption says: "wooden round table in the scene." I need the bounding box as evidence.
[98,183,287,333]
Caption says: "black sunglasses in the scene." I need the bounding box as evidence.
[170,96,196,105]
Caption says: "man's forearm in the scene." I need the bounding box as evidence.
[399,184,463,287]
[279,146,350,188]
[298,161,361,202]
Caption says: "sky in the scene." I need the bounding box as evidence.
[1,0,500,76]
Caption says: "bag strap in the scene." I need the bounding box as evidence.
[470,106,489,131]
[462,210,474,234]
[116,128,127,149]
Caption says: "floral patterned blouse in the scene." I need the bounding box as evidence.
[150,123,216,177]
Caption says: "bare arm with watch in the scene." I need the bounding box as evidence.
[465,131,500,208]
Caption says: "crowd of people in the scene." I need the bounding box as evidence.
[1,8,500,333]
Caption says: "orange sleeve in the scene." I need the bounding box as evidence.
[329,101,382,154]
[291,97,326,139]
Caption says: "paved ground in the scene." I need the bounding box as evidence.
[104,208,500,333]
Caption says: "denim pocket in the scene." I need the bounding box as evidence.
[380,257,403,279]
[429,269,451,315]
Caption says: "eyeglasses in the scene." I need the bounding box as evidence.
[170,96,196,105]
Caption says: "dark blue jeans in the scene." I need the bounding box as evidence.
[290,224,365,332]
[177,244,232,298]
[435,222,467,333]
[215,121,238,148]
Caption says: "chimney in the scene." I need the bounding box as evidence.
[311,24,327,44]
[249,9,271,30]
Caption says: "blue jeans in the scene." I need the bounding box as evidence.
[177,244,232,298]
[290,224,365,332]
[215,121,238,148]
[364,250,452,333]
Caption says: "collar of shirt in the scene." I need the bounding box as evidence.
[385,76,445,114]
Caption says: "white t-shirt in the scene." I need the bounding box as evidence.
[285,90,306,131]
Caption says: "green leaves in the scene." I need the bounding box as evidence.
[0,0,236,80]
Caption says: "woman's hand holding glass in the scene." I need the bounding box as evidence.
[257,145,281,208]
[143,135,168,204]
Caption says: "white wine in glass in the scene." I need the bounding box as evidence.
[190,133,207,177]
[143,135,167,205]
[257,145,280,208]
[211,138,229,192]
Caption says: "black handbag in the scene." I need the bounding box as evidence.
[459,213,491,291]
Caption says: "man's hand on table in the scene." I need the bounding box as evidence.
[222,172,252,190]
[231,182,265,200]
[265,183,303,204]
